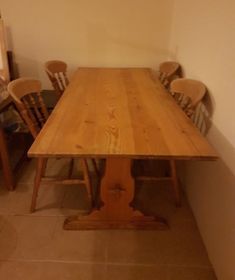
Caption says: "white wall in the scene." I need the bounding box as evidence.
[1,0,174,87]
[169,1,235,279]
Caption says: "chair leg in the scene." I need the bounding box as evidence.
[169,160,181,207]
[91,159,99,177]
[81,158,93,206]
[30,158,47,213]
[68,158,74,178]
[41,158,48,177]
[0,127,14,190]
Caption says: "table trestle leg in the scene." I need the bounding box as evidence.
[64,158,168,230]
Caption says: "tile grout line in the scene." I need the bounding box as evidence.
[0,258,213,269]
[0,212,88,218]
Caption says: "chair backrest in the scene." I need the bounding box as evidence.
[45,60,69,96]
[7,78,49,139]
[170,78,206,117]
[159,61,181,87]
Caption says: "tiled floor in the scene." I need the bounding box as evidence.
[0,158,217,279]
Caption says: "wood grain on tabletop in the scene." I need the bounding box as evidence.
[28,68,217,159]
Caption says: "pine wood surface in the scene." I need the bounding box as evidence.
[28,68,217,160]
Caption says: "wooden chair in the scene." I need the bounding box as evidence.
[7,77,93,212]
[135,79,207,207]
[0,77,31,190]
[0,125,14,190]
[158,61,181,88]
[45,60,69,97]
[45,60,100,176]
[170,78,206,118]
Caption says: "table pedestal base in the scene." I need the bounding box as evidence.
[64,209,167,230]
[64,158,168,230]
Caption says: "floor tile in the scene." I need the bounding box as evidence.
[31,185,66,215]
[161,222,212,266]
[166,266,217,280]
[15,158,74,185]
[0,184,32,215]
[107,221,211,267]
[49,217,108,262]
[106,264,167,280]
[0,215,57,260]
[15,159,36,185]
[0,214,108,263]
[0,158,216,279]
[0,187,11,213]
[0,182,65,216]
[61,184,91,214]
[0,215,6,232]
[31,183,91,216]
[0,261,106,280]
[107,230,164,264]
[134,181,195,224]
[0,178,91,216]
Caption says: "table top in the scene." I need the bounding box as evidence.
[28,67,217,159]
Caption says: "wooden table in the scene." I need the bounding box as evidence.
[28,68,217,230]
